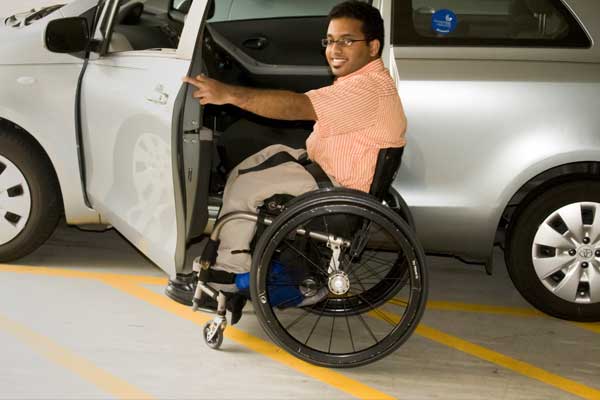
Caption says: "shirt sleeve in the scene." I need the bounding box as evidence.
[306,75,378,136]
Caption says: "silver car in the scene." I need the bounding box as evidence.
[0,0,598,321]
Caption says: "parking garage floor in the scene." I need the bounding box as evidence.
[1,222,599,400]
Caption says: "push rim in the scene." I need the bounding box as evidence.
[0,155,32,246]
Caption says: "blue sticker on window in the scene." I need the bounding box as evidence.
[431,9,457,35]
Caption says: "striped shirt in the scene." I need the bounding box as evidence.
[305,59,407,193]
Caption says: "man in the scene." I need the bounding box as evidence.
[166,1,407,309]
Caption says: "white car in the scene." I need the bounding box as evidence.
[1,0,599,322]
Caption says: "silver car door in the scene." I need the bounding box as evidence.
[79,0,210,277]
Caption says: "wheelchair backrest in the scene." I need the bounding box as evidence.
[369,147,404,200]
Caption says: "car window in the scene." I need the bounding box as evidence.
[393,0,590,47]
[209,0,344,22]
[170,0,369,22]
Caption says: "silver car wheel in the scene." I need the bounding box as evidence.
[531,202,600,304]
[0,154,32,246]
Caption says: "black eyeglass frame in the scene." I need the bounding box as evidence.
[321,38,369,48]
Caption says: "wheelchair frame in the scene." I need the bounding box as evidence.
[188,187,428,367]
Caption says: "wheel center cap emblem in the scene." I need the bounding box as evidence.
[579,246,593,260]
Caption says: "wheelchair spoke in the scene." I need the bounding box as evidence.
[348,259,385,282]
[322,216,330,237]
[328,312,335,353]
[344,298,356,352]
[284,308,313,330]
[344,218,372,268]
[282,240,329,276]
[272,292,306,309]
[304,299,329,345]
[356,310,379,345]
[347,288,398,326]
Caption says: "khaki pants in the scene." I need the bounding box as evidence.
[213,144,320,274]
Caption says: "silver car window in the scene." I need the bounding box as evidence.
[412,0,568,39]
[392,0,590,47]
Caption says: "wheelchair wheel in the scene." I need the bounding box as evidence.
[250,189,427,368]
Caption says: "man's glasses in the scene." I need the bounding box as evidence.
[321,38,368,48]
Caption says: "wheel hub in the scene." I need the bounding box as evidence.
[328,272,350,295]
[577,246,595,261]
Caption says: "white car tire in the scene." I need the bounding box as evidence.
[0,128,61,262]
[506,180,600,322]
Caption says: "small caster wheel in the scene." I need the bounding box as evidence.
[203,322,224,349]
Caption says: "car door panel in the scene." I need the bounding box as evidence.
[207,17,333,93]
[80,53,190,276]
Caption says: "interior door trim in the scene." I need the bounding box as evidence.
[207,25,331,76]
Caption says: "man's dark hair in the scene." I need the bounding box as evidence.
[328,1,385,57]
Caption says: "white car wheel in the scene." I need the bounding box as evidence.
[0,130,61,262]
[0,154,32,245]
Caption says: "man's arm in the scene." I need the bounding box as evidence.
[183,75,317,121]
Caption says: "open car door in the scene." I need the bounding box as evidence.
[79,0,212,277]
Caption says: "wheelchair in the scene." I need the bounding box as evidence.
[191,148,428,368]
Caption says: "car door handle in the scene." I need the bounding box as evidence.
[243,37,269,50]
[145,84,169,105]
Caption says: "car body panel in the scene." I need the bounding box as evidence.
[0,0,100,225]
[389,0,600,261]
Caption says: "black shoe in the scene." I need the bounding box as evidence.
[165,274,246,320]
[165,273,196,306]
[165,274,222,313]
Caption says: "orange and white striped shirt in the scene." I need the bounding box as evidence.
[305,59,407,193]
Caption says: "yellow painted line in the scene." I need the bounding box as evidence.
[3,264,599,339]
[390,298,543,318]
[371,309,600,400]
[416,324,600,400]
[100,277,396,400]
[426,300,544,317]
[391,299,600,337]
[0,264,166,285]
[0,264,600,399]
[574,322,600,335]
[0,313,153,400]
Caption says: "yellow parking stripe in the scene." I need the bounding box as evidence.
[0,264,166,285]
[3,264,600,399]
[574,322,600,334]
[390,298,600,335]
[3,264,598,336]
[0,313,153,400]
[416,324,600,400]
[373,309,600,400]
[101,278,396,400]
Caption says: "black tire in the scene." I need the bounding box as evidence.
[506,180,600,322]
[0,130,61,262]
[250,189,428,368]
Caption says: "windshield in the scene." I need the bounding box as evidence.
[4,4,65,28]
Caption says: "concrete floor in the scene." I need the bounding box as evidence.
[1,222,599,400]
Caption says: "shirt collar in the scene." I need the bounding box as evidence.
[335,59,384,83]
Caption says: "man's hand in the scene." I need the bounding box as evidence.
[183,75,232,106]
[183,75,317,121]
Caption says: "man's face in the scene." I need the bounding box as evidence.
[325,17,379,78]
